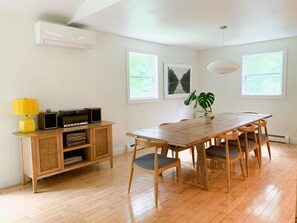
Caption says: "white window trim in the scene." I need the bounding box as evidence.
[126,48,159,104]
[241,48,287,99]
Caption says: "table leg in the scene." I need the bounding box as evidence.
[196,142,209,190]
[161,144,169,156]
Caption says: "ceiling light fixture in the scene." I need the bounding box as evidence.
[207,26,240,74]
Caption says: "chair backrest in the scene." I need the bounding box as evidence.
[239,125,256,133]
[241,112,269,143]
[219,132,242,160]
[219,132,239,141]
[133,137,168,170]
[239,125,258,149]
[135,137,167,149]
[254,120,269,143]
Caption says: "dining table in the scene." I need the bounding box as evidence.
[126,112,272,191]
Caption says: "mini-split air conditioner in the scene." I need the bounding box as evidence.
[34,21,96,50]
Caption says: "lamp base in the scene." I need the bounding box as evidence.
[19,116,36,132]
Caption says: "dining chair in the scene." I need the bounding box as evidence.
[128,137,182,207]
[241,112,271,165]
[246,120,271,165]
[231,125,261,177]
[160,122,196,168]
[205,131,245,192]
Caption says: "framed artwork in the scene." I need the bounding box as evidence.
[164,63,192,99]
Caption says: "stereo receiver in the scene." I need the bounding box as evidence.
[58,109,88,128]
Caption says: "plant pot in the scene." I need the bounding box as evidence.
[204,112,215,124]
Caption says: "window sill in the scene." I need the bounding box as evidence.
[240,94,286,99]
[127,98,160,104]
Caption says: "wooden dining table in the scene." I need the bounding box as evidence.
[126,112,272,191]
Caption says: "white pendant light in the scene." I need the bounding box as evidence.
[207,26,239,74]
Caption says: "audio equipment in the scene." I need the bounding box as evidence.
[85,108,101,123]
[58,109,88,128]
[38,112,58,130]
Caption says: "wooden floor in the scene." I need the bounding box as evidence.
[0,142,296,223]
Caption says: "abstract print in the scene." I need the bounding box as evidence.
[167,67,191,95]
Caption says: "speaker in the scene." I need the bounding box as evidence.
[38,112,58,130]
[85,108,101,123]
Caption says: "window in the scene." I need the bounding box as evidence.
[127,50,158,103]
[242,51,286,97]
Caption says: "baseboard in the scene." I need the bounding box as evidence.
[113,146,126,156]
[113,144,143,156]
[289,137,297,145]
[0,175,22,190]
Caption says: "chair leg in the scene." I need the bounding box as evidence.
[178,161,183,193]
[196,155,199,174]
[175,151,179,177]
[196,147,200,181]
[191,146,195,168]
[154,172,159,207]
[245,152,249,177]
[258,143,262,166]
[267,141,272,160]
[128,166,134,193]
[255,148,261,168]
[211,159,215,173]
[239,158,245,181]
[226,161,231,193]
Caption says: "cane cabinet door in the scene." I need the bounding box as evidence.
[35,134,62,176]
[93,126,112,160]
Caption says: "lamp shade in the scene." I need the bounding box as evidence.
[13,98,39,115]
[207,59,240,74]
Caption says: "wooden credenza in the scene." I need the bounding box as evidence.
[13,121,114,193]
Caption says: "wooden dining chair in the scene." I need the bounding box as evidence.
[246,120,271,165]
[160,122,196,168]
[241,112,271,165]
[232,125,261,177]
[205,132,245,192]
[128,137,182,207]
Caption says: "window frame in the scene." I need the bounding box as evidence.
[126,48,159,104]
[241,49,287,99]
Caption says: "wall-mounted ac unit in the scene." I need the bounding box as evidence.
[34,21,96,50]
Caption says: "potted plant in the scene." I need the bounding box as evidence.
[184,90,215,123]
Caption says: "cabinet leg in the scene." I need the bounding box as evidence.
[32,179,38,193]
[22,173,26,185]
[110,157,113,168]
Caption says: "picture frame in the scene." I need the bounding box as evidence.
[164,63,192,99]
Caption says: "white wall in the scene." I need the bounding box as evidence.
[3,11,296,190]
[0,12,199,189]
[197,37,297,142]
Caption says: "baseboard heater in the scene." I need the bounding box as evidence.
[268,134,290,144]
[126,144,144,153]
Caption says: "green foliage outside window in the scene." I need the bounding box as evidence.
[243,51,284,96]
[128,51,157,100]
[130,78,153,98]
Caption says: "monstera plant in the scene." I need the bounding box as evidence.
[184,90,215,123]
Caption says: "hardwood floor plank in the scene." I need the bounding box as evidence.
[0,142,296,223]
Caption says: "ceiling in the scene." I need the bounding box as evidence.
[1,0,297,49]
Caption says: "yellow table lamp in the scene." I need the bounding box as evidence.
[13,98,39,132]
